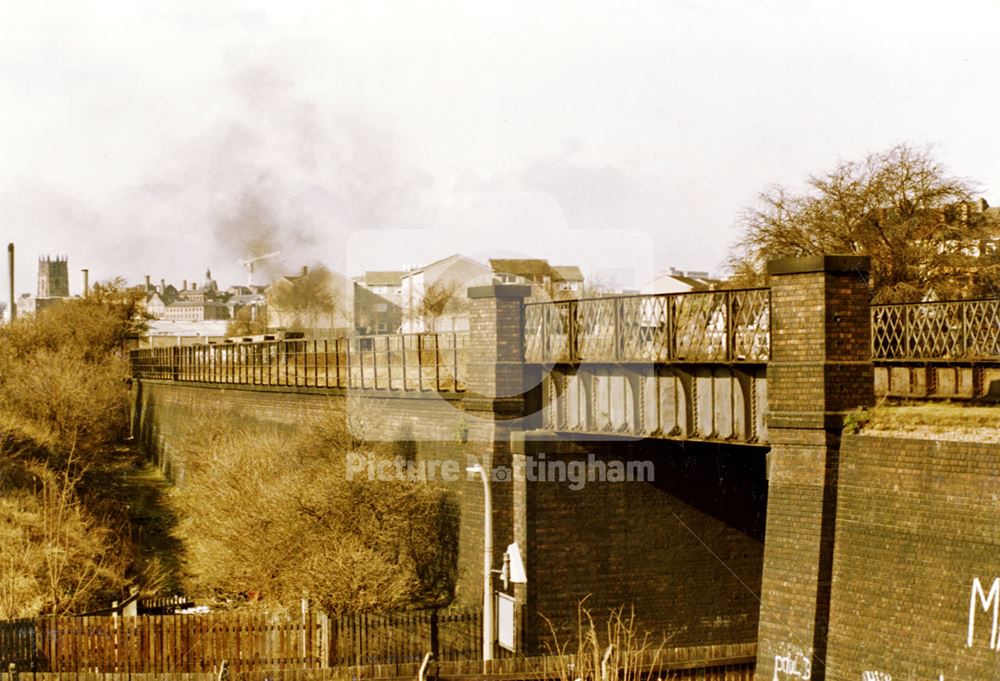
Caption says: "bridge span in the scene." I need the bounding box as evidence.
[130,255,1000,680]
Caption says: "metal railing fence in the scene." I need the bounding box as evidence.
[130,333,468,392]
[524,288,771,364]
[872,297,1000,360]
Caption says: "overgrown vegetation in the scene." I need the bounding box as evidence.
[170,411,459,614]
[225,307,267,337]
[846,402,1000,442]
[543,600,669,681]
[0,281,147,617]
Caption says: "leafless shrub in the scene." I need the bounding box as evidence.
[542,599,670,681]
[171,410,458,614]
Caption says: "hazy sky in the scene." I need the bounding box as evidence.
[3,1,1000,296]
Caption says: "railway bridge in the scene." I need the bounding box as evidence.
[129,255,1000,681]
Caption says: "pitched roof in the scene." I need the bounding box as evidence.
[489,259,554,277]
[363,271,405,287]
[403,253,486,277]
[552,265,584,282]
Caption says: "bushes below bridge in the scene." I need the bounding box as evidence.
[169,411,459,614]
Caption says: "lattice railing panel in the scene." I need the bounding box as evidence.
[965,298,1000,357]
[619,296,670,362]
[672,292,728,361]
[871,306,905,359]
[731,288,770,362]
[575,298,618,361]
[523,289,771,364]
[524,302,571,363]
[872,297,1000,360]
[906,303,962,358]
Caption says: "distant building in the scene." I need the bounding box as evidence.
[353,285,401,335]
[178,270,221,303]
[488,259,587,300]
[400,254,492,333]
[161,300,230,322]
[141,319,230,347]
[489,259,555,299]
[552,265,585,297]
[640,268,720,295]
[267,267,355,337]
[145,291,168,318]
[225,293,267,323]
[356,271,405,301]
[38,256,69,298]
[20,255,74,315]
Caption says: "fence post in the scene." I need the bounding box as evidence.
[171,346,180,381]
[961,301,968,358]
[614,297,623,360]
[904,304,912,359]
[430,609,439,661]
[725,290,734,361]
[568,299,578,362]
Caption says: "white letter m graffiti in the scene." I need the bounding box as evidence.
[968,577,1000,649]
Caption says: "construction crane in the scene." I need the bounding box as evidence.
[238,251,280,287]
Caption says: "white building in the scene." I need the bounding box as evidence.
[400,254,492,333]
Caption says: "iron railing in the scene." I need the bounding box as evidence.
[872,297,1000,360]
[524,288,771,364]
[130,333,468,392]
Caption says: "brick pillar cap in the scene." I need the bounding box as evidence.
[766,254,870,276]
[467,284,533,300]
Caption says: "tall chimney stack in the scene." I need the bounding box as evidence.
[301,265,308,276]
[7,243,14,322]
[160,278,166,294]
[81,269,89,298]
[183,279,188,291]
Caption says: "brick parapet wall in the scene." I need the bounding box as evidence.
[826,434,1000,680]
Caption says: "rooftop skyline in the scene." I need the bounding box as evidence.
[4,1,1000,295]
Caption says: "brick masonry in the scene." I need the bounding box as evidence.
[511,435,766,654]
[755,256,874,681]
[826,435,1000,680]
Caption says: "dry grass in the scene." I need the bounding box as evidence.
[541,600,669,681]
[852,403,1000,443]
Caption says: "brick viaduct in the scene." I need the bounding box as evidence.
[130,256,1000,680]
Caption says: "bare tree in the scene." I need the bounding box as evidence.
[728,143,999,301]
[267,267,347,333]
[418,281,466,332]
[226,307,268,337]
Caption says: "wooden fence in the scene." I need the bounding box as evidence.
[0,609,482,674]
[3,640,757,681]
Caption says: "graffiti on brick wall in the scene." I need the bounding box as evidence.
[862,672,891,681]
[968,577,1000,648]
[772,646,811,681]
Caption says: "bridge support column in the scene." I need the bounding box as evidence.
[463,285,532,642]
[755,255,873,681]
